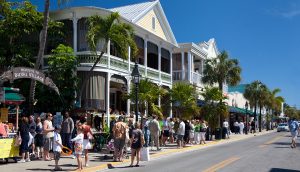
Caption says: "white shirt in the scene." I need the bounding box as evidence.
[178,121,185,136]
[53,132,62,152]
[71,133,84,145]
[223,121,229,128]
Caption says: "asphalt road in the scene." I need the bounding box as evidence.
[101,132,300,172]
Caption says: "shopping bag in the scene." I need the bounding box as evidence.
[14,132,22,146]
[140,147,150,161]
[28,132,34,146]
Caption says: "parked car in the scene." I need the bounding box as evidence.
[277,123,289,132]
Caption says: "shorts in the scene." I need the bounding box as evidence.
[291,131,298,139]
[44,137,54,151]
[177,135,184,141]
[35,134,44,147]
[114,138,125,151]
[53,151,61,160]
[163,130,170,137]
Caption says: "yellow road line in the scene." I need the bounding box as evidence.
[202,157,240,172]
[259,135,282,148]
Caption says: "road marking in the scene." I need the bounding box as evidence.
[202,157,240,172]
[259,135,283,148]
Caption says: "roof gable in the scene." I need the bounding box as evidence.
[110,0,177,46]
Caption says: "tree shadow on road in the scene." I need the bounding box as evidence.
[269,168,300,172]
[107,163,145,169]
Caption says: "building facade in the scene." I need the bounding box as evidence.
[47,0,178,122]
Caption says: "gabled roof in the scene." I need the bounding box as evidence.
[110,0,177,46]
[110,1,156,22]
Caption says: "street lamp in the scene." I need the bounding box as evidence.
[245,101,249,135]
[131,62,140,123]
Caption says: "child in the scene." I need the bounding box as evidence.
[71,126,84,170]
[53,126,63,171]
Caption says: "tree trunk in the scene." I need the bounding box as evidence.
[218,81,223,128]
[259,105,262,132]
[29,0,50,114]
[78,42,107,107]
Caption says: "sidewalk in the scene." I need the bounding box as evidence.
[0,129,275,172]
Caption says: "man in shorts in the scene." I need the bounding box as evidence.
[177,119,185,149]
[289,118,299,148]
[112,116,127,162]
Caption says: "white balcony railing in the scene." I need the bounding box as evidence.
[192,72,203,86]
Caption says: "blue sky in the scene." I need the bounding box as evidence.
[24,0,300,107]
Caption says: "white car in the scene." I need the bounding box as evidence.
[277,123,289,132]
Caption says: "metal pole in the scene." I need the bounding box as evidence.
[135,83,138,123]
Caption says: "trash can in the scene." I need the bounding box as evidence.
[215,127,222,140]
[222,127,226,139]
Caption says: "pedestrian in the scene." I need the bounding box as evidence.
[43,113,54,161]
[234,121,239,134]
[143,116,150,147]
[184,120,191,146]
[194,120,200,144]
[162,117,170,146]
[289,118,299,148]
[199,120,207,144]
[189,120,195,144]
[71,126,84,171]
[35,116,44,160]
[239,121,244,134]
[251,120,255,133]
[18,116,30,163]
[177,118,185,148]
[61,111,74,150]
[29,115,36,156]
[169,118,175,144]
[129,122,144,167]
[223,119,229,139]
[112,116,127,162]
[149,115,161,151]
[53,126,63,171]
[82,123,93,167]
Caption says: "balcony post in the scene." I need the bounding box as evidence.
[188,51,192,83]
[181,51,185,80]
[107,40,111,68]
[158,45,161,84]
[144,38,148,77]
[72,12,78,53]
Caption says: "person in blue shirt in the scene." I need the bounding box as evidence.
[289,118,299,148]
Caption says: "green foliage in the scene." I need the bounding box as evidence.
[285,105,300,120]
[201,87,228,130]
[35,44,78,111]
[86,12,138,58]
[170,82,200,119]
[126,79,167,119]
[202,51,242,91]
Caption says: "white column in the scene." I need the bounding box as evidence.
[188,51,192,83]
[107,40,111,68]
[181,51,185,80]
[158,46,162,83]
[128,46,131,72]
[170,102,173,118]
[170,49,173,83]
[144,39,148,76]
[106,73,111,127]
[158,94,161,108]
[72,13,78,53]
[126,77,131,115]
[201,59,204,75]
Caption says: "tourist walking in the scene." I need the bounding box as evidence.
[194,120,200,144]
[143,117,150,147]
[35,116,44,159]
[53,126,63,171]
[43,113,54,161]
[239,121,244,134]
[112,116,127,162]
[223,119,229,139]
[289,118,299,148]
[29,115,36,156]
[189,120,195,144]
[184,120,191,145]
[129,122,144,167]
[199,120,207,144]
[177,119,185,148]
[61,111,74,150]
[162,117,170,146]
[149,115,161,151]
[251,120,255,133]
[18,117,30,163]
[71,126,84,170]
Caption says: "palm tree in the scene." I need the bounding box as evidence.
[125,79,166,119]
[201,87,228,139]
[79,12,138,103]
[29,0,69,113]
[268,88,284,128]
[170,82,200,119]
[202,50,241,127]
[244,81,267,132]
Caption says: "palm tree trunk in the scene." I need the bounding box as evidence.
[259,105,262,132]
[29,0,50,114]
[78,42,108,106]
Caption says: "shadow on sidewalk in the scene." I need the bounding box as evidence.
[269,168,300,172]
[107,163,145,169]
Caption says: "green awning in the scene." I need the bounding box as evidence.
[3,87,25,105]
[229,106,254,116]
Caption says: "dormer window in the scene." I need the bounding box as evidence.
[152,17,156,30]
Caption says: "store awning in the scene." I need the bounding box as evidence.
[229,106,254,116]
[3,87,25,105]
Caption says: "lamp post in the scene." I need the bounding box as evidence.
[245,101,249,135]
[131,62,140,123]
